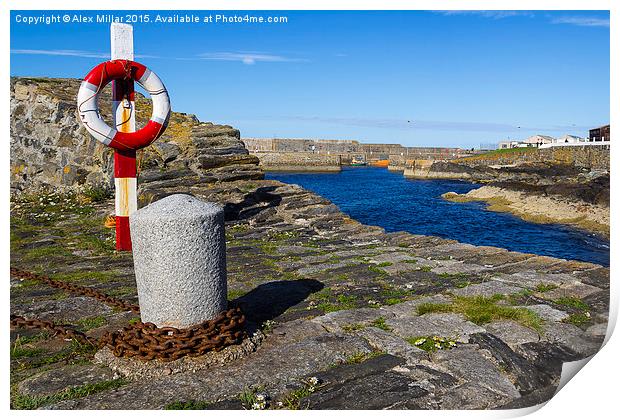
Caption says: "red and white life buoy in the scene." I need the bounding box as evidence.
[77,60,171,151]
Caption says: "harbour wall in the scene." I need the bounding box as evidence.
[253,152,342,172]
[243,138,474,171]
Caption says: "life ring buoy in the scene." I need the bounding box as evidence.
[77,60,171,151]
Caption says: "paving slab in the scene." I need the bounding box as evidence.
[49,332,375,409]
[431,346,521,399]
[354,327,424,363]
[386,313,486,343]
[301,370,428,409]
[311,307,393,333]
[450,280,525,297]
[12,296,113,323]
[518,304,569,322]
[542,323,603,358]
[538,282,602,300]
[492,271,577,289]
[297,261,350,276]
[365,252,416,265]
[484,320,542,347]
[431,262,488,275]
[585,323,608,338]
[469,333,552,394]
[575,267,610,290]
[439,383,513,410]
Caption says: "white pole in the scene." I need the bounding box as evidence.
[111,23,135,132]
[111,23,137,250]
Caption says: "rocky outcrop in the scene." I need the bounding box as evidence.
[10,77,261,195]
[417,160,610,236]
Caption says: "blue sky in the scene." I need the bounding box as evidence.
[10,10,610,148]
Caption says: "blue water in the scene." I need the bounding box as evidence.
[266,166,609,266]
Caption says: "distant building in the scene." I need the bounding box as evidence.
[498,140,520,149]
[589,125,610,142]
[523,135,555,147]
[553,134,586,144]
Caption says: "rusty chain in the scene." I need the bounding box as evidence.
[10,314,96,347]
[10,268,247,362]
[11,268,140,314]
[100,307,246,361]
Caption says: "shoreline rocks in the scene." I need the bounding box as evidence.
[442,185,610,238]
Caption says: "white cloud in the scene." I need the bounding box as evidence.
[550,16,610,27]
[10,48,303,65]
[434,10,532,19]
[10,49,160,59]
[10,49,109,59]
[197,52,307,65]
[253,115,590,134]
[435,10,609,28]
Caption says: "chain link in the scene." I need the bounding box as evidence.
[10,268,247,362]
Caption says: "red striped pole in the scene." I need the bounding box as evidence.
[111,23,136,251]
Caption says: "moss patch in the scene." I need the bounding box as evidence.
[165,400,212,410]
[371,316,392,332]
[341,350,385,365]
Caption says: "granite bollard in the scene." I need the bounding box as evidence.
[129,194,227,328]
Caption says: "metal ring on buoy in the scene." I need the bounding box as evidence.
[76,59,171,151]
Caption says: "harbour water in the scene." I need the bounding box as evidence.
[267,166,609,266]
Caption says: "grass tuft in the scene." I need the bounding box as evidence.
[417,294,543,332]
[11,379,126,409]
[535,283,559,293]
[554,296,590,311]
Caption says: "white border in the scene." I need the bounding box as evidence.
[3,1,617,419]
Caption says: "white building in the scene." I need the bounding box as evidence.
[498,140,520,149]
[553,134,586,144]
[523,135,555,147]
[498,134,588,150]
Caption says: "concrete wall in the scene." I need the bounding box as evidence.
[253,152,341,172]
